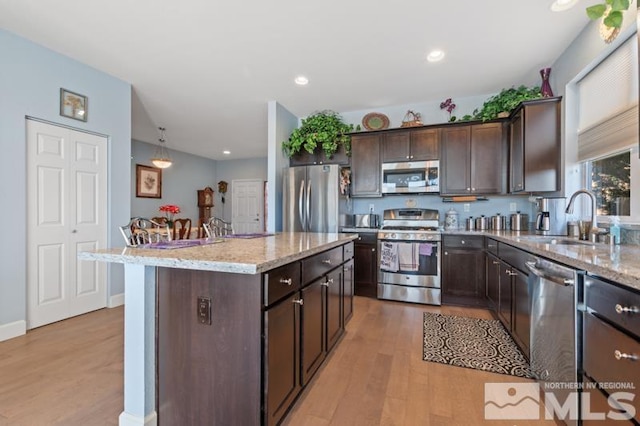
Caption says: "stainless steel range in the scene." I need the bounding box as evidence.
[377,208,441,305]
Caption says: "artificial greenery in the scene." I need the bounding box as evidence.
[472,85,543,121]
[586,0,630,29]
[282,110,359,159]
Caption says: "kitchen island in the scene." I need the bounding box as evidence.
[79,232,358,426]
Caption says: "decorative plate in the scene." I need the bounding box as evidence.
[362,112,390,131]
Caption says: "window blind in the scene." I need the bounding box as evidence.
[577,35,638,162]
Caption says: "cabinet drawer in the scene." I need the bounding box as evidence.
[485,238,498,256]
[264,262,301,306]
[343,242,354,260]
[302,246,343,285]
[498,242,536,273]
[443,235,483,249]
[584,275,640,338]
[583,312,640,423]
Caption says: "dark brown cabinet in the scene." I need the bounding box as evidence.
[350,133,381,197]
[441,235,486,307]
[381,128,439,162]
[509,97,562,193]
[498,261,513,330]
[301,279,326,385]
[265,294,301,426]
[512,268,530,357]
[325,268,343,352]
[485,252,500,311]
[440,122,506,195]
[289,143,349,166]
[353,233,378,298]
[343,259,354,324]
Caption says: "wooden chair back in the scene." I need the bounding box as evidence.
[172,218,192,240]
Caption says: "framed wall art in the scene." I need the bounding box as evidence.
[60,88,88,122]
[136,164,162,198]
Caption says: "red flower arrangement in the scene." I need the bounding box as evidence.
[159,204,181,223]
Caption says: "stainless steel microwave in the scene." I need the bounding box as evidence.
[381,160,439,194]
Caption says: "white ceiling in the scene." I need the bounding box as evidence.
[0,0,590,160]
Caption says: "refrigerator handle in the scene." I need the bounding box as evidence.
[298,179,305,229]
[306,179,312,230]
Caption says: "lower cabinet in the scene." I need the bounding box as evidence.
[485,252,500,311]
[442,235,486,307]
[301,279,326,385]
[325,268,343,353]
[498,261,513,330]
[265,294,301,426]
[343,258,354,323]
[354,233,378,298]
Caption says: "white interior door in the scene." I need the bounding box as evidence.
[27,120,107,329]
[231,179,265,234]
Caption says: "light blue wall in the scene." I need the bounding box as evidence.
[215,158,268,222]
[131,140,218,224]
[0,29,131,329]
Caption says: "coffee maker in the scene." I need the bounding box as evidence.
[535,197,567,236]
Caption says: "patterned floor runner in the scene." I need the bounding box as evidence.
[423,312,533,378]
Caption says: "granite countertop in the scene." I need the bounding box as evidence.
[78,232,358,274]
[443,229,640,291]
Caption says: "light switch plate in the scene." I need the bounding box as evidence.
[197,296,212,325]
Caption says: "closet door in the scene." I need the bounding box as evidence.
[27,119,107,328]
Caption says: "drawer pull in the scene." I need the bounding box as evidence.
[292,299,304,306]
[327,278,334,284]
[322,259,332,265]
[506,270,517,276]
[320,282,329,287]
[615,304,639,315]
[614,350,638,361]
[492,261,500,265]
[279,278,293,286]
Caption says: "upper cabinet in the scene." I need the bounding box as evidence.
[289,143,350,166]
[381,128,439,162]
[350,133,382,197]
[440,122,506,195]
[509,97,562,193]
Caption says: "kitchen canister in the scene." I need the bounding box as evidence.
[509,212,529,231]
[445,208,459,230]
[466,217,475,231]
[491,213,507,230]
[475,215,489,231]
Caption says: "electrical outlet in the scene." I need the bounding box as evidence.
[463,203,470,212]
[369,204,375,212]
[197,296,212,325]
[510,202,517,212]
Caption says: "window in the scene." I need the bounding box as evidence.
[587,151,631,216]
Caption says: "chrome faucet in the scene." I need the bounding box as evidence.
[565,189,600,238]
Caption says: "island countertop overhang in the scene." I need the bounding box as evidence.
[78,232,358,274]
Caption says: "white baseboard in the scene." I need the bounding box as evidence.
[0,320,26,342]
[119,411,157,426]
[108,293,125,308]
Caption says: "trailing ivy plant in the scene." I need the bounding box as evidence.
[282,110,359,159]
[586,0,630,30]
[473,85,543,121]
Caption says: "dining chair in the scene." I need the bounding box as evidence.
[119,217,171,247]
[203,217,233,238]
[151,216,168,225]
[172,218,192,240]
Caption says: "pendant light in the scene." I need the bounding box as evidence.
[151,127,172,168]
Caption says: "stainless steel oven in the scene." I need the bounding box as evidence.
[377,209,441,305]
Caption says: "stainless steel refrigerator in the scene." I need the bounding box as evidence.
[283,164,339,232]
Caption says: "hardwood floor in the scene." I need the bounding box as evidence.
[0,307,123,426]
[0,298,558,425]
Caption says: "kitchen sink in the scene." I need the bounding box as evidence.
[517,236,595,246]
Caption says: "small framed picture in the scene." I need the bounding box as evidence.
[136,164,162,198]
[60,88,88,122]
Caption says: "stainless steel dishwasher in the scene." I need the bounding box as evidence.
[526,257,581,426]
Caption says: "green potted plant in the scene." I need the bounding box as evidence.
[282,110,358,159]
[473,85,543,121]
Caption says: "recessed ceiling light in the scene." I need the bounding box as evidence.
[551,0,578,12]
[294,76,309,85]
[223,150,230,155]
[426,50,445,63]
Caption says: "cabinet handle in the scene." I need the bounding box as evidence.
[506,270,517,276]
[461,240,465,244]
[371,248,376,252]
[471,188,476,191]
[327,278,334,284]
[406,156,410,159]
[292,299,304,305]
[322,259,332,265]
[614,350,638,361]
[444,251,448,256]
[466,188,470,191]
[492,261,500,265]
[321,282,329,287]
[279,278,293,286]
[615,304,639,315]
